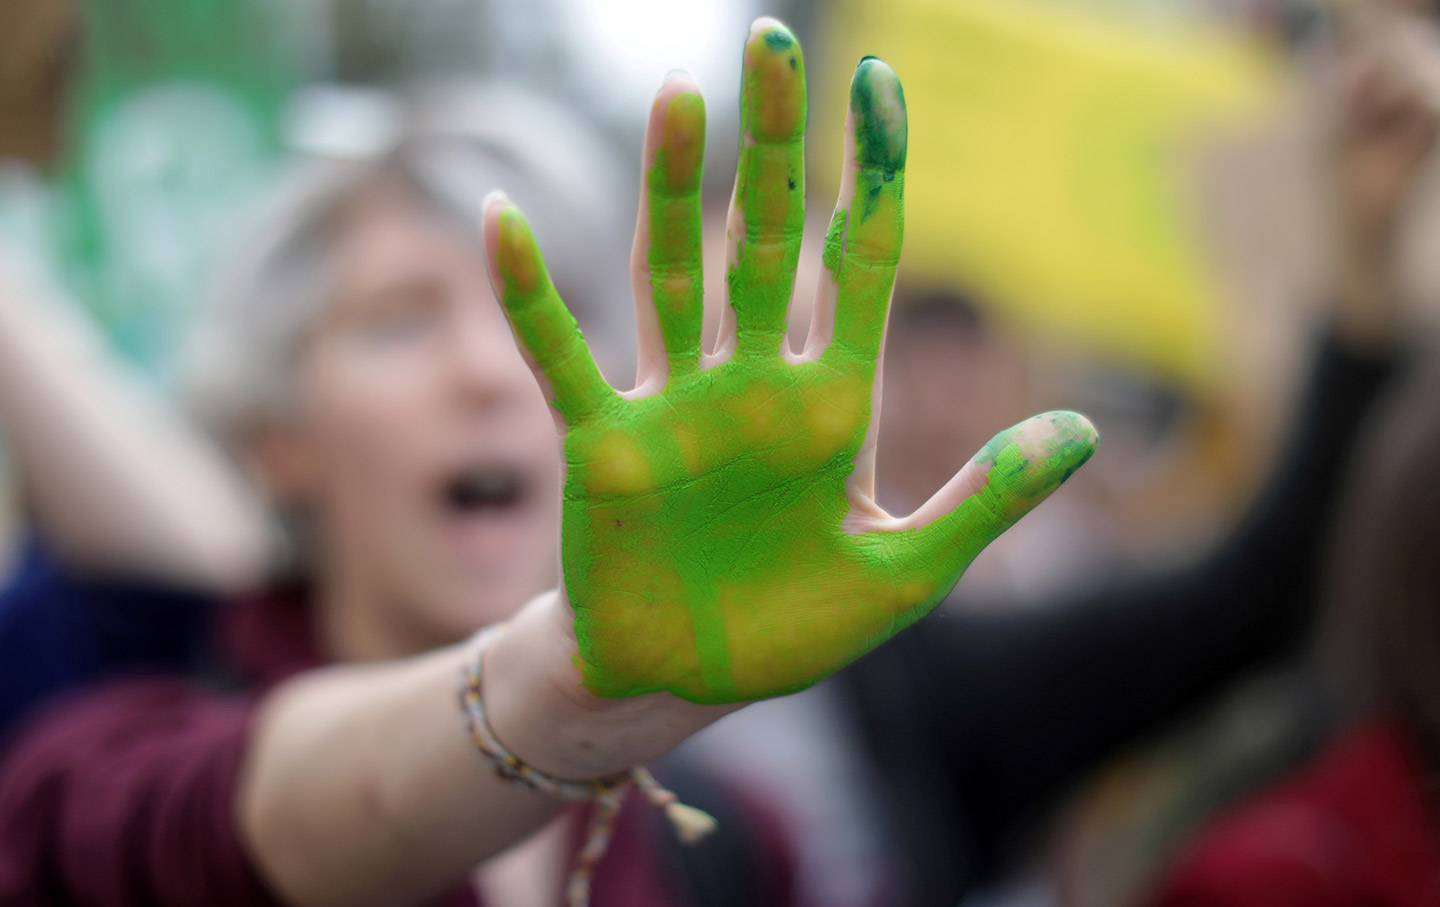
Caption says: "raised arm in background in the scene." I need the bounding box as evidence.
[840,12,1438,901]
[0,249,269,590]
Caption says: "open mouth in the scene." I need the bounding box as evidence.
[441,465,530,516]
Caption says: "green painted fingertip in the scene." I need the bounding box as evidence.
[495,206,543,296]
[741,21,806,144]
[653,91,706,193]
[851,57,907,174]
[1036,411,1099,490]
[999,410,1098,500]
[763,28,794,51]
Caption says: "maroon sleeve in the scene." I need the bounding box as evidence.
[0,679,288,907]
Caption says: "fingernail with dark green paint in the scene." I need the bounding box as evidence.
[764,29,794,51]
[750,16,795,51]
[851,56,907,173]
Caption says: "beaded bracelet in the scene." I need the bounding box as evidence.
[459,624,717,907]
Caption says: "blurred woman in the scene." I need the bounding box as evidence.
[0,104,779,907]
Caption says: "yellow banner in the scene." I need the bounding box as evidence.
[818,0,1280,384]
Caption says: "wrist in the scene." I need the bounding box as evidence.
[479,589,740,779]
[1328,216,1400,348]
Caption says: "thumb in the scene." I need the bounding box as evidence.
[877,410,1098,616]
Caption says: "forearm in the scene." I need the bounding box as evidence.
[239,589,736,907]
[0,253,268,589]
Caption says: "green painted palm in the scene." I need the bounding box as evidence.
[486,19,1096,705]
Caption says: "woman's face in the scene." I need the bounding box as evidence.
[272,184,563,653]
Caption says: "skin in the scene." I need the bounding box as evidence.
[487,21,1098,704]
[1324,7,1439,346]
[0,252,268,589]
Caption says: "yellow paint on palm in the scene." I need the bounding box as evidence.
[493,23,1097,704]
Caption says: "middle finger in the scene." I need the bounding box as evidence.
[725,18,807,361]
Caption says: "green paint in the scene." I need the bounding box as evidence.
[493,30,1097,705]
[495,209,617,423]
[851,57,907,222]
[852,58,907,174]
[826,56,904,357]
[763,30,794,51]
[58,0,300,376]
[728,21,807,356]
[822,208,848,280]
[647,91,707,374]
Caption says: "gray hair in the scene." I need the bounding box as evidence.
[184,83,634,447]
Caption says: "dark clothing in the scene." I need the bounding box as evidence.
[0,537,211,743]
[0,587,797,906]
[843,332,1398,904]
[1151,716,1440,907]
[0,680,278,906]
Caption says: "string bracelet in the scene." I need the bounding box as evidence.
[459,624,718,907]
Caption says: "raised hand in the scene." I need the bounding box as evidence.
[1329,8,1439,248]
[1324,7,1440,342]
[483,18,1097,705]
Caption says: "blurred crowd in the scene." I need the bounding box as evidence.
[3,0,1440,905]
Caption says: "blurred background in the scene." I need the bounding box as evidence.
[7,0,1432,579]
[4,0,1440,905]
